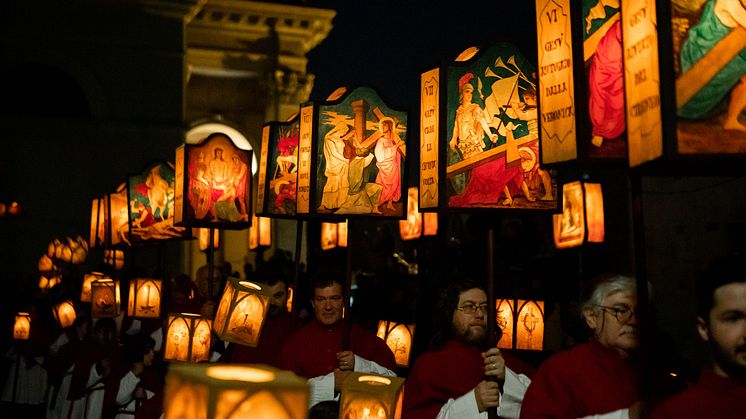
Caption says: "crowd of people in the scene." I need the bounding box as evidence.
[1,252,744,418]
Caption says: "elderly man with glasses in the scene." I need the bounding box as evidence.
[521,274,644,419]
[403,279,533,418]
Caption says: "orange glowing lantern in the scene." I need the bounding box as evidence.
[376,320,415,367]
[553,181,605,249]
[128,278,162,318]
[196,228,219,251]
[39,274,61,292]
[516,300,544,350]
[7,202,22,216]
[164,313,212,363]
[38,254,55,273]
[249,214,272,250]
[14,312,31,340]
[53,300,77,328]
[163,364,308,419]
[423,212,438,237]
[173,133,253,230]
[286,286,293,312]
[321,221,348,250]
[109,183,130,247]
[91,279,121,318]
[69,236,88,265]
[103,249,125,270]
[495,299,515,349]
[80,272,106,303]
[340,373,405,419]
[89,197,109,249]
[400,187,423,241]
[212,278,269,347]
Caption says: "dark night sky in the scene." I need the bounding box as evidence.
[304,1,538,108]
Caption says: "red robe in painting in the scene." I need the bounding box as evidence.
[448,157,523,207]
[588,20,625,140]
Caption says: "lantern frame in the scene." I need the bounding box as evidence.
[127,161,191,245]
[494,298,545,351]
[13,312,31,340]
[296,86,409,220]
[164,313,213,363]
[174,132,253,230]
[376,320,415,368]
[163,363,308,419]
[107,182,131,248]
[212,278,270,347]
[128,278,163,319]
[89,197,109,249]
[339,372,406,419]
[256,114,301,219]
[552,180,605,249]
[419,43,559,213]
[91,279,121,318]
[53,300,77,329]
[248,213,272,250]
[320,220,348,250]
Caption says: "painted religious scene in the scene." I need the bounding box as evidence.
[671,0,746,153]
[314,87,407,218]
[176,133,252,229]
[583,0,628,158]
[127,162,189,244]
[446,44,557,210]
[263,117,300,217]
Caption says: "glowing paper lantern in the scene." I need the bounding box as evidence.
[164,313,212,363]
[81,272,106,303]
[53,300,77,328]
[286,286,294,313]
[296,86,408,219]
[163,364,308,419]
[103,249,125,270]
[420,43,557,211]
[212,278,270,347]
[174,133,253,230]
[109,183,131,247]
[400,187,438,240]
[128,278,162,318]
[91,279,121,318]
[340,373,405,419]
[89,197,109,249]
[127,162,190,244]
[516,300,545,350]
[13,312,31,340]
[376,320,415,367]
[495,299,515,349]
[39,274,61,292]
[248,214,272,250]
[196,228,219,251]
[256,114,300,217]
[38,254,54,273]
[494,298,544,351]
[321,221,347,250]
[552,181,605,249]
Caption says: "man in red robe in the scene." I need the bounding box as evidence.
[280,275,396,407]
[520,275,643,419]
[651,254,746,419]
[403,279,533,419]
[220,277,292,368]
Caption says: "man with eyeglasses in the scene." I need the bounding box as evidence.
[280,274,396,407]
[651,254,746,418]
[521,274,644,419]
[403,279,532,418]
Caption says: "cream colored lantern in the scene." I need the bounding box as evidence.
[212,278,270,347]
[81,272,106,303]
[91,279,121,318]
[13,312,31,340]
[164,313,212,363]
[340,373,405,419]
[249,214,272,250]
[376,320,415,368]
[128,278,162,318]
[164,364,308,419]
[53,300,77,328]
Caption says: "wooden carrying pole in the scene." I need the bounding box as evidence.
[343,220,353,350]
[291,220,304,330]
[487,227,499,419]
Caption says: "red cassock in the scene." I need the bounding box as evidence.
[280,319,396,379]
[520,341,639,419]
[220,311,293,368]
[650,368,746,419]
[402,339,534,419]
